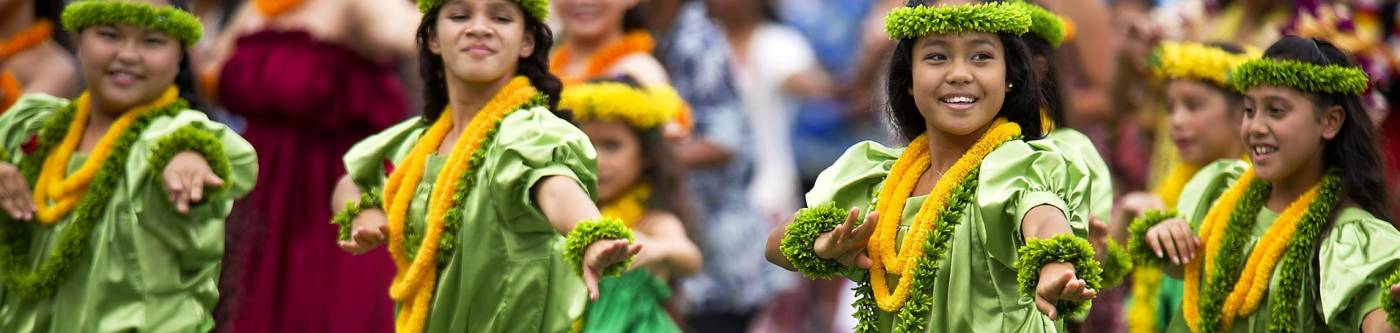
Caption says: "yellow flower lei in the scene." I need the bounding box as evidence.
[550,31,655,85]
[1128,267,1165,332]
[32,87,178,224]
[1183,168,1322,332]
[868,118,1020,312]
[560,82,686,131]
[1151,41,1257,88]
[381,77,537,333]
[1182,169,1254,331]
[601,185,650,227]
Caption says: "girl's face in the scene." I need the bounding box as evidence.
[76,22,182,114]
[580,120,646,204]
[909,31,1008,137]
[556,0,637,41]
[1165,79,1244,165]
[430,0,534,84]
[1241,86,1343,182]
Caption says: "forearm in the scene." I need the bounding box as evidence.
[1362,309,1396,333]
[1021,204,1074,241]
[648,233,703,277]
[766,221,796,271]
[331,174,362,213]
[534,176,603,235]
[673,140,733,170]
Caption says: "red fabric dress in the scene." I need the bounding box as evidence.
[216,30,406,333]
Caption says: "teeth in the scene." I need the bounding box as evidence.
[1252,146,1277,155]
[942,96,975,103]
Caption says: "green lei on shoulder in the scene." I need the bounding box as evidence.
[1195,170,1340,333]
[0,99,184,299]
[401,94,549,266]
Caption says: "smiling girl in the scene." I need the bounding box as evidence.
[0,0,257,331]
[764,1,1102,331]
[331,0,637,332]
[1131,36,1400,333]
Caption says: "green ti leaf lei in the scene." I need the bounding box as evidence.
[1382,267,1400,332]
[0,98,185,299]
[779,202,850,280]
[1194,170,1340,333]
[1127,209,1179,268]
[401,94,548,266]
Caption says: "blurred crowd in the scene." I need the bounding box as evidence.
[5,0,1400,332]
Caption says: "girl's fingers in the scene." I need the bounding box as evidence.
[1173,223,1197,263]
[1033,296,1057,320]
[1147,227,1165,258]
[1161,227,1183,264]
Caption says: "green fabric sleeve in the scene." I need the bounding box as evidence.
[1317,208,1400,331]
[1042,128,1114,223]
[487,107,598,233]
[802,140,900,215]
[0,94,65,160]
[342,117,425,191]
[977,140,1088,266]
[1175,159,1249,230]
[125,110,256,254]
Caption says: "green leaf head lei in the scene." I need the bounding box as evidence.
[883,1,1033,40]
[61,0,204,47]
[417,0,549,22]
[1229,58,1369,95]
[1011,1,1066,47]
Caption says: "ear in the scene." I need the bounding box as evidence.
[428,29,443,56]
[1320,104,1344,140]
[520,28,536,59]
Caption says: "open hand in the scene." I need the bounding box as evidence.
[581,239,643,301]
[337,208,389,255]
[814,208,877,269]
[0,162,34,220]
[1034,262,1098,320]
[162,151,224,214]
[1145,217,1200,265]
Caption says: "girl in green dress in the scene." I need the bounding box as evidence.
[0,0,258,331]
[764,1,1103,332]
[562,78,702,333]
[1131,36,1400,333]
[1118,41,1255,333]
[331,0,637,332]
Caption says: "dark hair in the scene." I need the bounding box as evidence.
[34,0,72,51]
[571,76,698,231]
[884,0,1044,141]
[169,0,207,110]
[1259,36,1390,220]
[1019,34,1065,128]
[622,5,648,32]
[416,4,564,122]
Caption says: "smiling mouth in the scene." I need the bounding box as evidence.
[1250,144,1278,160]
[939,95,978,110]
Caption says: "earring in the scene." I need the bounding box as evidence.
[1008,83,1015,89]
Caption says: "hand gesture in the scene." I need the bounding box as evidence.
[1033,262,1098,320]
[814,208,878,269]
[581,239,643,301]
[337,208,389,255]
[0,162,34,220]
[1145,217,1200,265]
[162,151,224,214]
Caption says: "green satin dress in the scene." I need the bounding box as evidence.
[1042,128,1113,223]
[0,95,258,332]
[806,139,1093,332]
[582,269,680,333]
[1164,160,1400,332]
[343,107,597,333]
